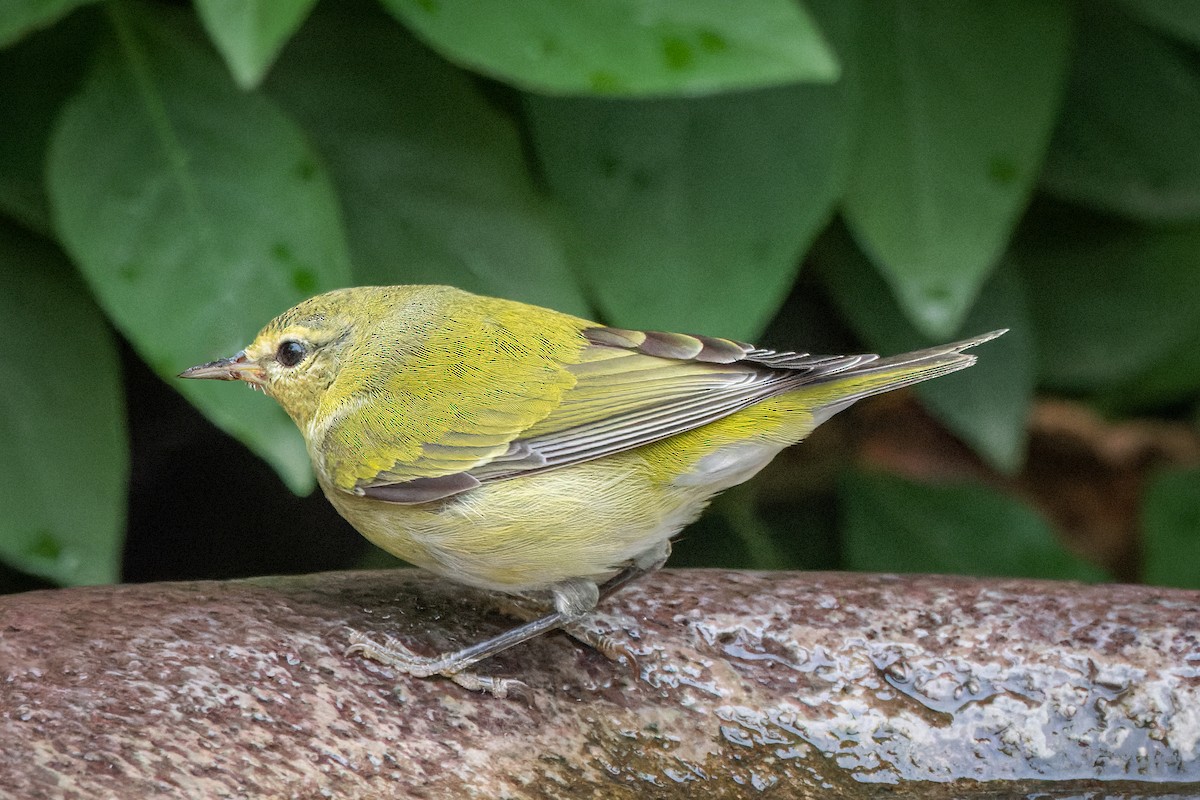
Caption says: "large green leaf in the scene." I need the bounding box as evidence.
[0,6,95,233]
[379,0,838,97]
[194,0,318,89]
[1142,467,1200,589]
[1118,0,1200,50]
[1011,209,1200,394]
[1103,332,1200,413]
[0,0,96,47]
[526,84,848,339]
[815,221,1032,473]
[841,471,1105,581]
[266,2,586,315]
[669,483,839,572]
[47,4,353,493]
[523,0,856,340]
[0,222,126,585]
[1041,4,1200,223]
[842,0,1071,339]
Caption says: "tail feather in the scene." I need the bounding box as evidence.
[798,329,1006,424]
[851,329,1006,375]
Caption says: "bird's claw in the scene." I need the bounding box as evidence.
[444,672,532,701]
[345,628,530,699]
[345,630,443,677]
[561,622,639,674]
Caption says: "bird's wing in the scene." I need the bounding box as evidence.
[463,328,872,483]
[333,314,874,504]
[509,328,1007,476]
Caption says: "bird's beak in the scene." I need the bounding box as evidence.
[179,351,265,385]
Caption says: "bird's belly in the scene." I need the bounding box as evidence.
[321,420,795,594]
[322,454,714,593]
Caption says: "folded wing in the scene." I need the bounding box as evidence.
[353,321,887,503]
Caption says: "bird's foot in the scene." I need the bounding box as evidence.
[345,629,530,700]
[561,620,638,672]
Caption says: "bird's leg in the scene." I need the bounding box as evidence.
[598,539,672,602]
[346,578,599,697]
[347,542,672,696]
[492,540,670,619]
[489,585,628,664]
[491,541,673,666]
[562,540,672,662]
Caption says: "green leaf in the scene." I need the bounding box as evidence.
[0,5,95,233]
[0,221,126,585]
[194,0,318,89]
[1041,4,1200,223]
[524,48,852,339]
[379,0,838,97]
[670,482,838,571]
[841,470,1105,581]
[713,484,790,570]
[47,3,353,494]
[0,0,97,47]
[814,221,1032,473]
[842,0,1071,339]
[1103,332,1200,412]
[1011,209,1200,394]
[1118,0,1200,50]
[1142,466,1200,589]
[266,2,586,315]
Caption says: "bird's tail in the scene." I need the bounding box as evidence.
[797,329,1006,424]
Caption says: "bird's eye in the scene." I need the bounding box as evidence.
[276,340,307,368]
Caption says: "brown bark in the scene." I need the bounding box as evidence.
[1,570,1198,799]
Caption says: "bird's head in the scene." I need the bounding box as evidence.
[179,288,378,430]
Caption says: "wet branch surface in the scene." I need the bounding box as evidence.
[1,569,1198,799]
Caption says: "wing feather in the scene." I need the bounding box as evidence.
[347,306,1004,504]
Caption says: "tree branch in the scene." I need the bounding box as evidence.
[2,570,1198,798]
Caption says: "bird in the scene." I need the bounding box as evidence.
[181,284,1003,696]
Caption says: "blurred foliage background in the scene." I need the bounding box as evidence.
[2,0,1198,593]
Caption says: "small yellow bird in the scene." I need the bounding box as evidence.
[182,285,1002,695]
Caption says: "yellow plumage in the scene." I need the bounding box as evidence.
[181,284,1002,693]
